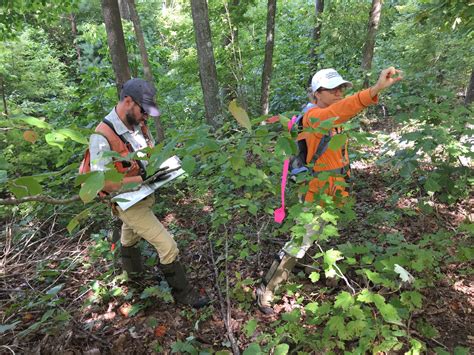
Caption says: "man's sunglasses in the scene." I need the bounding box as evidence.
[132,99,147,115]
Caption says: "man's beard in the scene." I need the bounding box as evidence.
[125,111,139,127]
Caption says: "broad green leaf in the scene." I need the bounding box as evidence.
[244,319,257,337]
[275,136,296,156]
[324,249,343,266]
[104,170,124,183]
[274,344,289,355]
[327,315,345,334]
[401,291,423,309]
[67,208,91,234]
[18,115,52,129]
[305,302,319,313]
[320,211,338,224]
[45,131,67,150]
[243,343,262,355]
[9,177,42,198]
[372,294,402,325]
[0,171,7,184]
[181,156,196,173]
[424,176,441,193]
[229,99,251,132]
[79,171,104,203]
[357,289,374,303]
[56,128,88,144]
[328,133,347,151]
[334,291,354,310]
[309,271,320,283]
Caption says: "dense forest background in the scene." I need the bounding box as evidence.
[0,0,472,353]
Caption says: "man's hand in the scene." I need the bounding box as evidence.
[370,67,403,98]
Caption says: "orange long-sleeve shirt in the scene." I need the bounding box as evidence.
[299,88,378,172]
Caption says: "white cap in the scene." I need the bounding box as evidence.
[311,68,352,93]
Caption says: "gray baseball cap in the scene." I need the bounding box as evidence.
[120,78,160,116]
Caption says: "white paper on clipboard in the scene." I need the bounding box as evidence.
[112,155,185,211]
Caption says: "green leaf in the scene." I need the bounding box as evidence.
[309,271,320,283]
[18,115,52,129]
[229,99,251,132]
[79,171,104,203]
[56,128,88,144]
[274,344,289,355]
[67,208,91,234]
[324,249,343,266]
[127,303,144,317]
[45,131,67,149]
[243,343,262,355]
[372,294,402,325]
[424,176,441,193]
[305,302,319,313]
[244,319,257,337]
[0,170,7,184]
[327,315,345,334]
[0,157,10,170]
[275,136,296,156]
[9,177,42,198]
[334,291,354,310]
[328,133,347,151]
[454,347,470,355]
[181,156,196,173]
[357,289,374,303]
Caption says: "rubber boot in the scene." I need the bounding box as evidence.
[256,253,297,314]
[121,244,144,279]
[161,260,210,308]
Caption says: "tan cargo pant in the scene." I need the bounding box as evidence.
[116,195,179,265]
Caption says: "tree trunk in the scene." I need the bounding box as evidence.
[190,0,222,128]
[118,0,131,20]
[101,0,131,96]
[361,0,382,88]
[221,0,248,111]
[310,0,324,73]
[127,0,165,142]
[260,0,276,115]
[1,76,7,116]
[465,68,474,106]
[69,13,82,70]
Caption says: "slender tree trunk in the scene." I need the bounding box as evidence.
[190,0,222,128]
[101,0,131,95]
[260,0,276,115]
[222,0,248,110]
[127,0,165,142]
[361,0,382,88]
[118,0,131,20]
[69,13,82,70]
[310,0,324,73]
[465,68,474,106]
[1,76,7,116]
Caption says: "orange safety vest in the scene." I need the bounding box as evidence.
[79,120,153,195]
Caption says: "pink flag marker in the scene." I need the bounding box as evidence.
[274,115,298,223]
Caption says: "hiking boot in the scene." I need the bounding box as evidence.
[161,260,210,308]
[121,244,144,279]
[256,254,297,314]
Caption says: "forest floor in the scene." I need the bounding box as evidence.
[1,118,472,354]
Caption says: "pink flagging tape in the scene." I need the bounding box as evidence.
[274,115,298,223]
